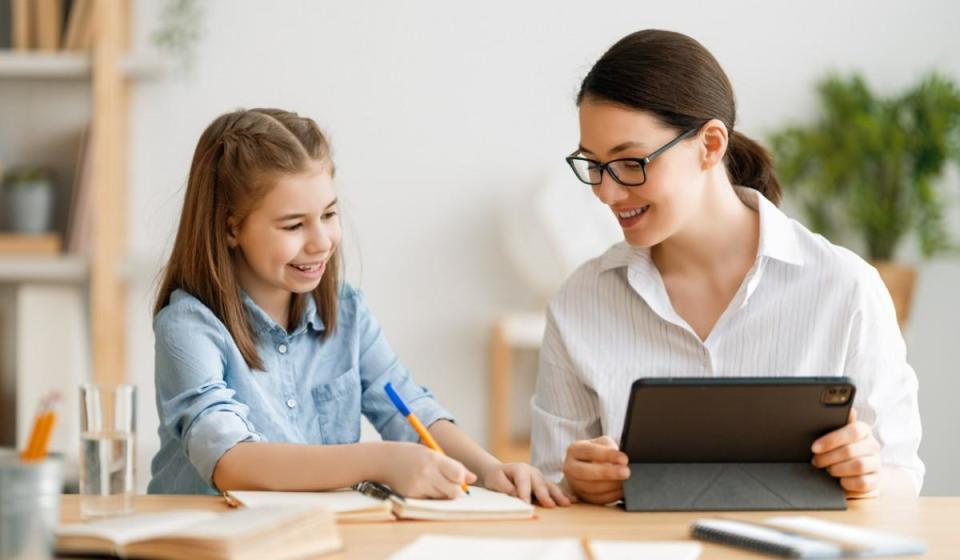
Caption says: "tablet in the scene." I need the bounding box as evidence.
[619,377,855,463]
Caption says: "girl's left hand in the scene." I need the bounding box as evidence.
[479,462,572,508]
[811,408,882,496]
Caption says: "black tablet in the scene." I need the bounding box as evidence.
[619,377,855,463]
[618,377,855,511]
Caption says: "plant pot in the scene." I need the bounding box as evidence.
[871,261,917,330]
[3,180,55,233]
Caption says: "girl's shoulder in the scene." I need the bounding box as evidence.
[789,221,883,297]
[153,289,226,335]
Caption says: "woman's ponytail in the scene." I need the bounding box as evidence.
[726,131,782,206]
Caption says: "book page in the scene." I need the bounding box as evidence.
[167,505,323,539]
[228,488,390,514]
[57,510,220,545]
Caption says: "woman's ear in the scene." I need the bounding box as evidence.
[226,217,239,248]
[698,118,729,170]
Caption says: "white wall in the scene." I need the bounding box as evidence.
[127,0,960,494]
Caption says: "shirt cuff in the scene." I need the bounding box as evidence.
[185,409,262,487]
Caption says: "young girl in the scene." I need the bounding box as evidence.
[148,108,569,507]
[531,30,924,504]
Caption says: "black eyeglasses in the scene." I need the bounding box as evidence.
[565,126,700,187]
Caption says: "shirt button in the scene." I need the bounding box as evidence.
[286,398,297,409]
[278,343,288,354]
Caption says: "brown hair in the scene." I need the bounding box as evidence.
[154,108,339,370]
[577,29,781,205]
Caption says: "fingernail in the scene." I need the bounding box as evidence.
[811,443,822,453]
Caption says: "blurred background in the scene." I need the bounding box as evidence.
[1,0,958,496]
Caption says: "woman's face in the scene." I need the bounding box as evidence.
[230,160,341,306]
[576,99,705,248]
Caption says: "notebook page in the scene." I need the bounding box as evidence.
[400,486,534,514]
[57,510,220,545]
[168,505,322,539]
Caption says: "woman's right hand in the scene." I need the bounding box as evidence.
[562,436,631,504]
[378,442,477,499]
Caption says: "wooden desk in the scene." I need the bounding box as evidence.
[60,495,959,558]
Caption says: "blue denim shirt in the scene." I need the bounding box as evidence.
[147,284,454,495]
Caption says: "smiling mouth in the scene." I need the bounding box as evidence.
[290,262,324,272]
[616,205,651,218]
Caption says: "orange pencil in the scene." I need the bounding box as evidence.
[21,392,60,461]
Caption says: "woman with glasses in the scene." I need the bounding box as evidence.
[531,29,923,504]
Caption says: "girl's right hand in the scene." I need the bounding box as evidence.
[379,442,477,499]
[562,436,631,504]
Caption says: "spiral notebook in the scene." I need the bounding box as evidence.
[691,516,926,558]
[226,483,535,523]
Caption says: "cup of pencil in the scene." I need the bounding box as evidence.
[0,392,64,560]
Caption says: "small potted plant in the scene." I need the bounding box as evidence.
[770,72,960,327]
[2,166,56,233]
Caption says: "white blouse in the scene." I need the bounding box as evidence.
[530,187,924,493]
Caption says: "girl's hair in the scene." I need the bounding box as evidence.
[155,108,340,370]
[577,29,781,205]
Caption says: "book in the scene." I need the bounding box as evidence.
[0,233,61,254]
[33,0,61,51]
[226,484,536,523]
[691,516,927,558]
[11,0,31,49]
[0,0,12,48]
[64,124,92,254]
[61,0,90,50]
[387,535,702,560]
[56,505,342,560]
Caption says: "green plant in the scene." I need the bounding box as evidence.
[769,73,960,261]
[3,166,51,186]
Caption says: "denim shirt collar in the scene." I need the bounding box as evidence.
[240,291,325,336]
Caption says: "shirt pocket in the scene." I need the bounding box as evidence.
[311,367,362,445]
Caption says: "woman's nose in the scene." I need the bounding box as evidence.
[592,172,628,206]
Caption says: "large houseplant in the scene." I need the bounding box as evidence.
[770,73,960,327]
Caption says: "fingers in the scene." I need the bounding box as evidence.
[437,456,470,486]
[812,421,872,454]
[812,436,881,469]
[577,486,623,505]
[825,455,882,478]
[568,478,622,497]
[564,458,631,482]
[568,438,628,465]
[514,469,532,504]
[548,481,572,507]
[531,477,554,508]
[840,472,880,493]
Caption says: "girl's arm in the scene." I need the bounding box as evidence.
[213,439,475,498]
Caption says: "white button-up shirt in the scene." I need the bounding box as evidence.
[531,187,924,493]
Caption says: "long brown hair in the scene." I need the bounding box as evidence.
[577,29,781,205]
[155,108,339,370]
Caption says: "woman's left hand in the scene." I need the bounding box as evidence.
[479,462,572,508]
[811,408,882,495]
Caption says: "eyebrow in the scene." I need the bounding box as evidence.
[577,141,649,158]
[274,197,338,221]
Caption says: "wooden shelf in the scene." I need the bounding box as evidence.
[0,255,87,282]
[0,51,168,81]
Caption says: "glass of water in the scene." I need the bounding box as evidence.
[79,384,136,519]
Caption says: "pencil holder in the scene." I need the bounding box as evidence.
[0,448,63,560]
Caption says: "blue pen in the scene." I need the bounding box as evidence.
[385,382,470,494]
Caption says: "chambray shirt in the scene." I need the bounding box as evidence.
[148,284,453,495]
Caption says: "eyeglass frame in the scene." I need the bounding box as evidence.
[565,125,702,187]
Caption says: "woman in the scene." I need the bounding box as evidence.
[530,29,923,505]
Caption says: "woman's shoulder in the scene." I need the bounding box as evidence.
[550,241,632,305]
[788,220,884,296]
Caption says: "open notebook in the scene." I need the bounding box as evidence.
[56,505,341,560]
[226,485,536,522]
[388,535,702,560]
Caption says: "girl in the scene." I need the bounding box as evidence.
[148,108,569,507]
[531,30,924,504]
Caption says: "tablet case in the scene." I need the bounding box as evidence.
[620,377,853,512]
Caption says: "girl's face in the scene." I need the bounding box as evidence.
[576,99,705,248]
[229,161,340,306]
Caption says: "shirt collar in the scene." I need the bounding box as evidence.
[598,186,804,274]
[240,290,326,336]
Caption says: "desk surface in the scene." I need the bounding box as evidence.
[60,495,959,559]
